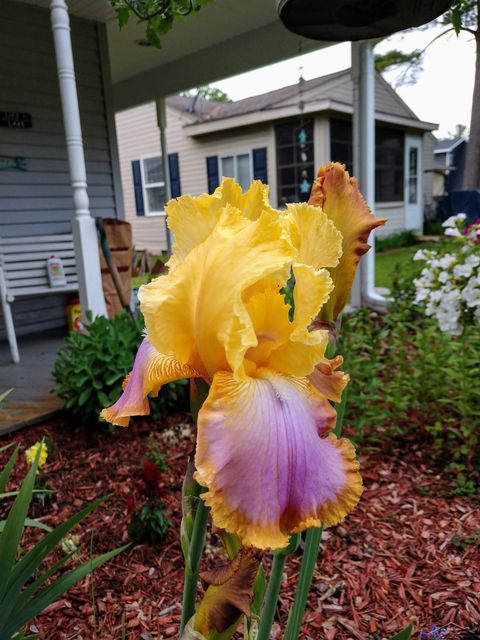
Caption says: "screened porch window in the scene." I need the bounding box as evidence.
[329,118,405,202]
[275,118,314,206]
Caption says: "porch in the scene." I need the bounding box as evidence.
[0,330,66,434]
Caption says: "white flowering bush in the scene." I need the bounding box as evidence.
[413,213,480,335]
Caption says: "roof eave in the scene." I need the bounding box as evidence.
[184,100,438,136]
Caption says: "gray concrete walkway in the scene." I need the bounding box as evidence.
[0,330,67,435]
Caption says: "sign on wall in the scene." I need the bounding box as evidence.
[0,156,27,171]
[0,112,32,129]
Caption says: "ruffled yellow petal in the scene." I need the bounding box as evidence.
[308,162,387,320]
[167,178,277,270]
[100,339,199,427]
[286,202,343,270]
[139,207,295,379]
[195,370,362,550]
[267,265,331,377]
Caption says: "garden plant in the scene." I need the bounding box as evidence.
[0,442,125,639]
[100,164,415,639]
[52,311,188,425]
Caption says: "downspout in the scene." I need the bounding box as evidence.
[156,98,174,257]
[351,40,388,311]
[50,0,107,318]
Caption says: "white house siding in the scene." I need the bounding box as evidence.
[422,132,436,217]
[116,103,276,254]
[375,203,405,236]
[0,2,120,339]
[115,102,168,254]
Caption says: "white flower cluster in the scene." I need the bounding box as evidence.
[413,214,480,335]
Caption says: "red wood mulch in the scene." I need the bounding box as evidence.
[1,413,479,640]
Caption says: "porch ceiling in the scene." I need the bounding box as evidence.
[19,0,329,111]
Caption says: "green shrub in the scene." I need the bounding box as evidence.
[375,230,420,253]
[338,283,480,495]
[53,311,188,424]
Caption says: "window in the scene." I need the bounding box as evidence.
[141,156,166,215]
[275,119,314,206]
[329,118,405,202]
[408,147,418,204]
[375,127,404,202]
[220,153,252,191]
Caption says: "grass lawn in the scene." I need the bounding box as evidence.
[375,241,446,289]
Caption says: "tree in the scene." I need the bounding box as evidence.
[375,1,480,188]
[181,86,231,103]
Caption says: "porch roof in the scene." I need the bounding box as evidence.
[19,0,330,111]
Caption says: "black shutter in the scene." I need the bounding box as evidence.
[206,155,220,194]
[252,147,268,184]
[131,160,145,215]
[168,152,181,198]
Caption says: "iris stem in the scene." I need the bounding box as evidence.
[256,552,286,640]
[283,383,348,640]
[283,526,323,640]
[180,487,210,635]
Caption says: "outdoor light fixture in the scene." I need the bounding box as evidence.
[277,0,455,41]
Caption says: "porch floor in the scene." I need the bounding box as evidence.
[0,330,66,435]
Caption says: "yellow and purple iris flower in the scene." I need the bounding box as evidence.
[102,162,385,551]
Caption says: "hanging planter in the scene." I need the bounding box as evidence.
[277,0,455,41]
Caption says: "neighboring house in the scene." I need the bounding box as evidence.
[115,69,438,254]
[433,136,467,196]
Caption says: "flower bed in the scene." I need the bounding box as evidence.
[1,414,478,640]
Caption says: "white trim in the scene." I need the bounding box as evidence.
[50,0,107,319]
[139,154,166,216]
[184,98,438,137]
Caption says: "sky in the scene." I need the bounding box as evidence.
[213,24,476,140]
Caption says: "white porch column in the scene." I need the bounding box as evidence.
[156,97,174,256]
[50,0,107,318]
[351,40,387,311]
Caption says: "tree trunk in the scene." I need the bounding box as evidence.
[463,5,480,188]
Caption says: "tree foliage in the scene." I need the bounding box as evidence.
[374,48,424,86]
[108,0,214,48]
[182,85,231,103]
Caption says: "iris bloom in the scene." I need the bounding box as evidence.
[102,164,383,550]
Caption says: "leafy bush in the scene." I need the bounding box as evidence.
[376,230,420,253]
[125,451,171,545]
[53,311,188,424]
[339,281,480,495]
[128,503,171,546]
[0,444,124,639]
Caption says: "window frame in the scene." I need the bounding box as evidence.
[219,152,254,191]
[139,154,166,217]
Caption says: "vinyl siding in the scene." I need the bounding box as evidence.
[0,2,119,339]
[116,103,276,253]
[115,102,168,254]
[375,203,405,236]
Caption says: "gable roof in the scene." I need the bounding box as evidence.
[166,68,437,136]
[434,136,466,154]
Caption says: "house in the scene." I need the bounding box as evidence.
[115,69,438,254]
[433,136,467,196]
[0,0,328,348]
